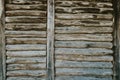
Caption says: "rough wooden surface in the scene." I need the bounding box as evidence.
[54,0,114,79]
[5,0,48,79]
[47,0,55,80]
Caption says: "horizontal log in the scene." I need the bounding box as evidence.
[55,34,113,41]
[6,57,46,64]
[6,4,47,10]
[55,48,113,55]
[55,0,112,2]
[7,63,46,70]
[55,60,113,68]
[6,16,46,23]
[7,77,46,80]
[6,11,46,16]
[55,55,113,62]
[7,70,46,77]
[55,41,113,48]
[56,68,113,76]
[6,44,46,51]
[5,23,46,31]
[56,76,112,80]
[6,51,46,57]
[55,19,113,26]
[55,1,112,8]
[5,31,46,38]
[8,0,47,4]
[55,7,113,14]
[55,13,113,20]
[55,26,113,34]
[6,38,47,44]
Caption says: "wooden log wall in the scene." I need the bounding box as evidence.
[5,0,47,80]
[54,0,114,80]
[0,0,118,80]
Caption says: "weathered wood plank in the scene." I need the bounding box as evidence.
[55,48,113,55]
[6,51,46,57]
[55,0,112,2]
[7,70,47,77]
[5,31,46,38]
[6,16,46,23]
[56,55,113,62]
[0,0,5,79]
[55,19,113,26]
[55,60,113,68]
[6,57,46,64]
[6,11,46,16]
[55,76,112,80]
[55,41,113,48]
[47,0,55,80]
[5,23,46,31]
[56,68,113,76]
[7,77,46,80]
[55,1,112,8]
[55,26,113,34]
[6,4,47,10]
[55,34,113,41]
[8,0,47,4]
[6,44,46,51]
[6,38,47,44]
[56,14,113,20]
[55,7,113,14]
[7,63,46,70]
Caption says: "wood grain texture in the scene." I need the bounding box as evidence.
[47,0,55,80]
[55,34,113,41]
[55,76,112,80]
[7,77,46,80]
[5,0,47,79]
[55,60,113,68]
[0,0,5,79]
[6,51,46,57]
[56,68,113,76]
[55,0,114,79]
[55,41,113,48]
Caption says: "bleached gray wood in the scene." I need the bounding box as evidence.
[56,76,112,80]
[6,51,46,57]
[7,63,46,70]
[55,60,113,68]
[56,68,113,76]
[55,26,113,34]
[6,44,46,51]
[7,70,47,77]
[47,0,55,80]
[55,48,113,55]
[6,57,46,64]
[55,41,113,48]
[7,77,46,80]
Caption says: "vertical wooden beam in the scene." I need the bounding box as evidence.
[47,0,55,80]
[0,0,5,80]
[113,0,120,80]
[117,0,120,80]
